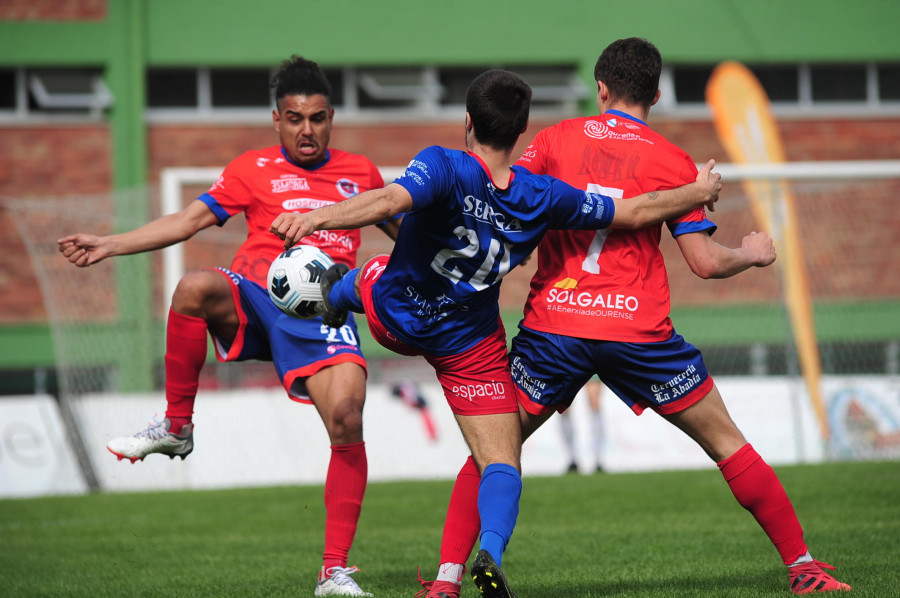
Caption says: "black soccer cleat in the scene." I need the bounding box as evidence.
[471,550,516,598]
[320,263,350,328]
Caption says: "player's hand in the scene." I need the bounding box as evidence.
[269,213,314,249]
[56,233,110,267]
[743,231,777,267]
[696,159,721,212]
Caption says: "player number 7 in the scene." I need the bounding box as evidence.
[581,183,624,274]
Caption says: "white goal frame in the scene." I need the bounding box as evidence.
[160,160,900,302]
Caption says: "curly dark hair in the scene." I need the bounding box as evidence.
[593,37,661,107]
[271,55,332,106]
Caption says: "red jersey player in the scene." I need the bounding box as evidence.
[58,56,394,597]
[416,39,850,597]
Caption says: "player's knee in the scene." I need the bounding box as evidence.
[327,405,365,443]
[171,269,226,315]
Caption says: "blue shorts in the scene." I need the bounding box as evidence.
[509,325,713,416]
[211,268,367,403]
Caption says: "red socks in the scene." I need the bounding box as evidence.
[439,456,482,566]
[163,309,209,432]
[323,442,368,569]
[718,443,808,565]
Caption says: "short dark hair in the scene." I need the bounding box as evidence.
[271,55,332,106]
[465,69,532,151]
[594,37,661,107]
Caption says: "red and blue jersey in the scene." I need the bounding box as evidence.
[375,145,617,356]
[199,146,384,285]
[515,110,716,342]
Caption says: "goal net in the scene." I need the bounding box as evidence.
[6,161,900,465]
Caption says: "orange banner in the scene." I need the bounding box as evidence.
[706,61,828,440]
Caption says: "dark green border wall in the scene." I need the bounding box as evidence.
[140,0,900,65]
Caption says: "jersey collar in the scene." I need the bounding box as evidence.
[281,147,331,170]
[467,150,514,191]
[602,109,647,127]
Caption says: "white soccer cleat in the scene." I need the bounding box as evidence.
[315,565,373,597]
[106,417,194,463]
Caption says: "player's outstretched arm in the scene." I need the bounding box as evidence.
[57,199,219,267]
[611,159,721,229]
[677,230,777,279]
[270,183,413,249]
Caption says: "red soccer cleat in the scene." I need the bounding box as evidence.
[789,560,851,594]
[415,568,461,598]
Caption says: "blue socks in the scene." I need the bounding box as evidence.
[477,463,522,566]
[327,268,364,313]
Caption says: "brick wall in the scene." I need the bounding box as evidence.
[2,116,898,323]
[0,0,105,20]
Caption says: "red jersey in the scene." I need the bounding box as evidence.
[515,110,715,342]
[199,146,384,286]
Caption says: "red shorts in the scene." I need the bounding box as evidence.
[359,255,519,416]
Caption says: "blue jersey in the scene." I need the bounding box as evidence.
[370,146,616,355]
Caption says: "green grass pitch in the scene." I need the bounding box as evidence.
[1,460,897,597]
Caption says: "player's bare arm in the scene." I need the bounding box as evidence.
[611,159,721,229]
[270,183,413,248]
[57,199,219,267]
[677,229,777,279]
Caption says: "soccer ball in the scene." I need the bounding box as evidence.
[267,245,334,318]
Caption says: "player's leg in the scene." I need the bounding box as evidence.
[305,361,373,596]
[558,408,579,473]
[417,403,556,597]
[455,410,521,598]
[106,268,237,462]
[268,308,371,596]
[422,328,522,598]
[663,384,850,592]
[584,379,605,472]
[321,254,387,328]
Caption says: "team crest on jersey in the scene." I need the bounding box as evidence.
[336,178,360,198]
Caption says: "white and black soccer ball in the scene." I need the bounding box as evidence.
[267,245,335,319]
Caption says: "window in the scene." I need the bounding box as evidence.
[439,67,485,106]
[29,68,111,112]
[210,68,271,108]
[672,65,714,104]
[144,64,586,122]
[661,61,900,115]
[0,69,15,109]
[147,69,197,107]
[877,64,900,101]
[810,64,867,102]
[751,65,798,102]
[357,67,441,110]
[0,67,112,120]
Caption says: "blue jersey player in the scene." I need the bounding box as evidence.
[270,69,721,598]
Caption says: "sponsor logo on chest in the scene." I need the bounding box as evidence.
[272,175,310,193]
